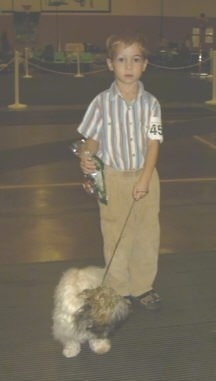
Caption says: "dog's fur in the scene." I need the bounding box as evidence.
[52,266,130,357]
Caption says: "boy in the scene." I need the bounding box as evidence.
[77,32,163,310]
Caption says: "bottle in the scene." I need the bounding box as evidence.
[70,140,108,205]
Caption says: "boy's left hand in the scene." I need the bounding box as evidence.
[132,181,149,201]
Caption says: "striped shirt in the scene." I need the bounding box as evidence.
[77,81,163,171]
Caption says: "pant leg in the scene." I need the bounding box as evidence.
[99,167,160,296]
[99,166,134,295]
[128,169,160,296]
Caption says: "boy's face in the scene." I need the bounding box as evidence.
[106,42,147,85]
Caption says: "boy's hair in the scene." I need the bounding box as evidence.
[106,32,149,59]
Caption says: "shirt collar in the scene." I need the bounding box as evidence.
[110,81,145,101]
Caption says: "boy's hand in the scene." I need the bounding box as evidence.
[80,155,96,175]
[132,180,149,201]
[79,139,99,175]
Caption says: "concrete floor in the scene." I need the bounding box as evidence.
[0,102,215,263]
[0,69,216,381]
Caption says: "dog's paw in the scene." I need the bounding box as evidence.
[89,338,111,355]
[63,343,81,358]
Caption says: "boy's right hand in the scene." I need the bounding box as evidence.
[80,155,96,175]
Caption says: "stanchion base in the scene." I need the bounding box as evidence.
[206,74,213,80]
[23,75,32,79]
[205,100,216,105]
[8,103,27,110]
[74,74,84,78]
[191,72,209,79]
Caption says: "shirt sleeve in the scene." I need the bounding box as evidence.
[77,96,102,141]
[147,98,163,143]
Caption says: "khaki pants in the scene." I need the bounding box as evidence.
[99,166,160,297]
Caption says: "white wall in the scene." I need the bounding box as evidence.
[1,0,216,17]
[111,0,161,16]
[111,0,216,17]
[162,0,216,17]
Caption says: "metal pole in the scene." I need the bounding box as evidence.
[8,51,27,110]
[206,50,216,105]
[74,52,84,78]
[23,47,32,78]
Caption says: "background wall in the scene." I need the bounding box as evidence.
[0,0,216,54]
[111,0,216,17]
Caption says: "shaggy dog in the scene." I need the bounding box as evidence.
[52,266,130,357]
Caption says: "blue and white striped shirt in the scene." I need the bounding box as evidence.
[77,81,163,170]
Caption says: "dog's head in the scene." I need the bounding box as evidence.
[74,286,131,338]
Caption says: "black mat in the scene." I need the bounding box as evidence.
[0,252,216,381]
[0,70,214,127]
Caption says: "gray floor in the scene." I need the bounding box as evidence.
[0,69,216,380]
[1,253,216,381]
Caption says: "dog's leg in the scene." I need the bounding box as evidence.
[89,338,111,354]
[63,341,81,358]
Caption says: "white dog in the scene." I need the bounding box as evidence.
[52,266,130,358]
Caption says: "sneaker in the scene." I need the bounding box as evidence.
[136,289,161,311]
[124,295,134,304]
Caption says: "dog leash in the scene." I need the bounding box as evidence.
[101,199,136,284]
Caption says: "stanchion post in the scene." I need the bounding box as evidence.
[198,48,203,75]
[208,48,213,77]
[23,47,32,78]
[74,52,84,78]
[8,50,27,110]
[206,50,216,105]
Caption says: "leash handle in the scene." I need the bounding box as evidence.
[102,200,135,284]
